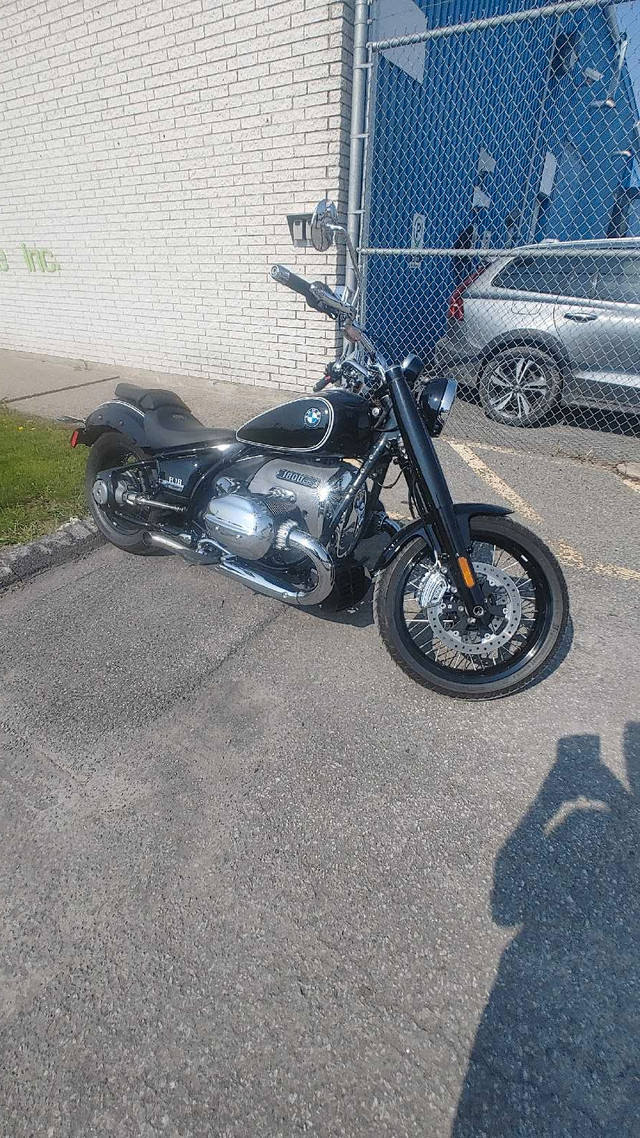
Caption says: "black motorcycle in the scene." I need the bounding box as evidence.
[72,200,569,699]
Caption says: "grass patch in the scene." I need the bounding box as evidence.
[0,406,86,546]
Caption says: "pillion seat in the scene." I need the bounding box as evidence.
[115,382,236,450]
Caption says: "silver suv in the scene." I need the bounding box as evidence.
[433,238,640,427]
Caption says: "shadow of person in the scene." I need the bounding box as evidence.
[454,725,640,1137]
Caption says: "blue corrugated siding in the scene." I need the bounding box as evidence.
[365,1,639,361]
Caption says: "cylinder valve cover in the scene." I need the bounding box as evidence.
[204,492,275,560]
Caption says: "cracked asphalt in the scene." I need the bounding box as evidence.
[1,440,639,1137]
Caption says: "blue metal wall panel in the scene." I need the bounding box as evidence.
[365,1,639,362]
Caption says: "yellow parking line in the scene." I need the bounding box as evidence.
[447,440,640,584]
[448,441,544,524]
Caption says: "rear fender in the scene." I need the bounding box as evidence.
[373,503,512,572]
[75,399,148,448]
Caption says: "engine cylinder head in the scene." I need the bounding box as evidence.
[204,492,275,560]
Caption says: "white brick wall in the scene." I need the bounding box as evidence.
[0,0,354,391]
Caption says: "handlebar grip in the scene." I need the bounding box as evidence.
[313,375,332,393]
[270,264,322,311]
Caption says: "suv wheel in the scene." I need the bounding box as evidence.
[479,346,562,427]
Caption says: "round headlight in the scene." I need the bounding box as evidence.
[418,376,457,437]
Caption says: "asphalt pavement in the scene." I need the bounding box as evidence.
[1,392,639,1135]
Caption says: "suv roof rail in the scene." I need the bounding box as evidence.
[509,236,640,254]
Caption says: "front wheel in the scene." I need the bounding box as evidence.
[374,517,569,699]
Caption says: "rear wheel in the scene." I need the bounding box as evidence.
[374,516,568,699]
[479,345,562,426]
[86,432,166,555]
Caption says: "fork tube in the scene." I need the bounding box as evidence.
[386,366,486,615]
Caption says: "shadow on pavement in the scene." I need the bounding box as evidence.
[454,724,640,1137]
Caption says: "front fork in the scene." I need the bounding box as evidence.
[386,366,487,619]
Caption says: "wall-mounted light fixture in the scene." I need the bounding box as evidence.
[286,214,313,247]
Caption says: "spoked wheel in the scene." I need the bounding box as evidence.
[479,346,562,426]
[86,431,166,555]
[374,516,569,699]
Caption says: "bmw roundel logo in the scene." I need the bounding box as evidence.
[304,406,323,429]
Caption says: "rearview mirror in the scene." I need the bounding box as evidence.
[310,199,338,252]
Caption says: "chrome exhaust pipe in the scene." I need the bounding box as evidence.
[149,526,334,607]
[148,532,215,564]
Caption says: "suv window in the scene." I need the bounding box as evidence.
[493,254,596,299]
[593,255,640,303]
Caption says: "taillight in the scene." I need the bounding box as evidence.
[70,429,79,447]
[447,267,484,321]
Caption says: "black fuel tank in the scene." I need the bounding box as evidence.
[236,390,374,458]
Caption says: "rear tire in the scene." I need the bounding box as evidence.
[479,345,563,426]
[86,432,167,555]
[374,516,569,699]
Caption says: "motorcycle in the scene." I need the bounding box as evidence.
[71,200,569,698]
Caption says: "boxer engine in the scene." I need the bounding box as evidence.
[203,458,368,563]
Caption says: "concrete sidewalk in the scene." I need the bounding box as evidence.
[0,348,294,428]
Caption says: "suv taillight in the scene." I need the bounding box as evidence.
[447,267,485,321]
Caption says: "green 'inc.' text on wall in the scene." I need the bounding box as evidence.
[0,244,61,272]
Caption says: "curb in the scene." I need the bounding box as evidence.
[616,461,640,482]
[0,516,102,594]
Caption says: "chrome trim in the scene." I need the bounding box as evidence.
[148,533,212,562]
[149,533,187,553]
[90,399,146,418]
[204,492,275,559]
[440,378,458,419]
[236,397,335,454]
[121,490,185,514]
[92,479,109,505]
[149,525,334,607]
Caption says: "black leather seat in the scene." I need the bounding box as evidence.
[115,382,236,450]
[115,382,190,412]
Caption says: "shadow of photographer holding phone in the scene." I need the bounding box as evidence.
[454,724,640,1137]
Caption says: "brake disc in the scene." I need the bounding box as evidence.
[416,561,523,658]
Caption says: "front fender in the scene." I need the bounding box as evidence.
[77,400,148,447]
[373,503,512,573]
[453,502,512,545]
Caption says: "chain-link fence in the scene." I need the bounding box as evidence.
[360,0,640,463]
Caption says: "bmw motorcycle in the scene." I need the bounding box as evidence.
[72,200,569,698]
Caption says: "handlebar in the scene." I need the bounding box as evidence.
[270,262,378,362]
[270,264,325,312]
[271,264,358,323]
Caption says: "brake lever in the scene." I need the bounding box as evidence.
[309,282,356,320]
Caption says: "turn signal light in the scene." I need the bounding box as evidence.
[457,556,476,588]
[70,430,79,448]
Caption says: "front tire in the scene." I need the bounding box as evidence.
[374,516,569,699]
